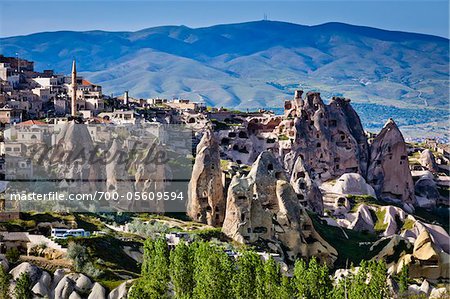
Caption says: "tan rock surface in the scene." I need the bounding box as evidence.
[222,151,337,264]
[419,149,439,173]
[188,129,225,226]
[367,119,415,204]
[283,92,369,182]
[290,155,324,214]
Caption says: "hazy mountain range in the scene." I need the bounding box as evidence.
[1,20,448,137]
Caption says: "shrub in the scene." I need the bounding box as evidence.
[5,248,20,264]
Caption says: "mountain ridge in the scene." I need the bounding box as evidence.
[1,21,448,128]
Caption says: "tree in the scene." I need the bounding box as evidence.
[140,238,170,298]
[66,242,103,278]
[0,266,10,299]
[367,260,389,299]
[263,256,281,299]
[170,242,194,299]
[192,242,233,299]
[306,257,332,299]
[232,250,262,299]
[348,260,369,299]
[399,264,409,296]
[292,259,308,298]
[293,257,332,299]
[278,275,294,299]
[67,242,88,272]
[14,272,31,299]
[330,277,347,299]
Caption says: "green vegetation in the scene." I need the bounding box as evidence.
[309,213,378,268]
[67,236,141,281]
[127,219,170,238]
[0,265,11,299]
[401,218,415,231]
[347,195,379,210]
[211,119,231,131]
[292,258,332,298]
[130,238,392,299]
[220,159,231,170]
[187,227,225,241]
[67,242,104,278]
[129,238,170,298]
[373,209,388,233]
[398,265,409,296]
[278,134,289,141]
[0,219,36,231]
[332,260,389,299]
[414,207,449,233]
[5,248,20,264]
[14,272,32,299]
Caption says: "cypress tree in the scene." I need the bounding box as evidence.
[232,250,262,299]
[170,242,194,299]
[0,266,10,299]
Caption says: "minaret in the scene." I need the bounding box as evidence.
[71,59,77,117]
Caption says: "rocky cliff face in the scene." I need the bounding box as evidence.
[283,92,369,183]
[188,90,424,268]
[187,130,225,226]
[367,119,416,204]
[289,155,324,214]
[222,151,337,264]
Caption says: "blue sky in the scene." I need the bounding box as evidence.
[0,0,448,38]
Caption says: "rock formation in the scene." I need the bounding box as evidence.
[105,139,128,193]
[290,155,324,214]
[222,151,337,264]
[367,119,415,204]
[4,262,126,299]
[402,229,450,279]
[331,173,376,198]
[52,121,101,193]
[419,149,438,173]
[415,172,439,209]
[283,92,369,182]
[133,144,167,213]
[348,204,375,233]
[188,130,225,226]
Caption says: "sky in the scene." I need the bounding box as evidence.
[0,0,448,38]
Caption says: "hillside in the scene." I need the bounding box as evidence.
[1,20,448,135]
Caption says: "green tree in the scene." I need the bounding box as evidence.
[330,277,346,299]
[255,256,266,299]
[278,275,294,299]
[398,264,409,296]
[292,259,308,298]
[192,242,233,299]
[0,266,11,299]
[170,242,194,299]
[232,250,262,299]
[260,256,281,299]
[14,272,31,299]
[307,257,332,299]
[141,238,170,298]
[67,242,88,272]
[348,261,369,299]
[367,260,389,299]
